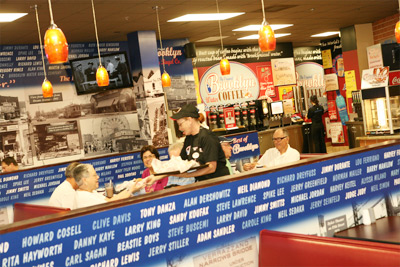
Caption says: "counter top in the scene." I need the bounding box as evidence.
[357,135,400,140]
[346,121,364,125]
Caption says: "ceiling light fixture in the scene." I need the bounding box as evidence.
[311,31,340,37]
[216,0,230,76]
[238,33,291,40]
[258,0,276,52]
[0,13,28,22]
[233,24,293,31]
[168,13,244,22]
[44,0,68,64]
[155,6,171,87]
[91,0,109,87]
[395,0,400,43]
[34,5,53,98]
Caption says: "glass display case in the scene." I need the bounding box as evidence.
[361,85,400,135]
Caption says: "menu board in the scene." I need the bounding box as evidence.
[1,144,399,266]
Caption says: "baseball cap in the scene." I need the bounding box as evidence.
[218,136,233,143]
[171,104,199,120]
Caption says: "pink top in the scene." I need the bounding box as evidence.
[142,168,168,192]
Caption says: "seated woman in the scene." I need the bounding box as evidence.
[141,145,168,192]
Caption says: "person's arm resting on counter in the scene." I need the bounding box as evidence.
[106,180,144,201]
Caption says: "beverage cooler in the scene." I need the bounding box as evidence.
[361,85,400,135]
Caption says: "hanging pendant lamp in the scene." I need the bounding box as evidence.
[34,5,53,98]
[155,6,171,87]
[161,72,171,87]
[216,0,230,75]
[91,0,109,86]
[396,0,400,43]
[96,66,109,86]
[44,0,68,64]
[220,58,230,76]
[258,0,276,52]
[42,79,54,98]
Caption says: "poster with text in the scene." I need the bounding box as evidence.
[367,44,383,69]
[256,64,275,98]
[321,49,333,69]
[345,70,358,98]
[324,73,339,91]
[330,122,344,143]
[271,58,297,86]
[199,62,260,108]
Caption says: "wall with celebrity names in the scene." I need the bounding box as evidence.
[1,142,399,266]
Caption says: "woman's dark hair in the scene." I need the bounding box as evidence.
[310,95,319,105]
[140,145,160,160]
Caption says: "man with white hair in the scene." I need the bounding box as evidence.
[244,128,300,170]
[73,163,144,209]
[49,162,80,209]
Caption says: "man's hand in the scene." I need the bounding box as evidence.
[243,162,257,171]
[129,179,146,194]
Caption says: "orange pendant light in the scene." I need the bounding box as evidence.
[396,20,400,44]
[258,0,276,52]
[96,66,109,87]
[44,26,68,64]
[216,0,230,76]
[35,5,54,98]
[155,6,171,88]
[220,58,230,75]
[42,79,53,98]
[161,72,171,87]
[44,0,68,64]
[91,0,109,87]
[259,21,276,52]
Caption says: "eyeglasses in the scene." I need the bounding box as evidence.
[143,154,155,160]
[177,119,189,127]
[272,136,287,142]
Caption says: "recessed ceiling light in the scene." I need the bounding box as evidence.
[237,33,291,40]
[311,31,340,37]
[233,24,293,31]
[168,13,244,22]
[196,36,229,42]
[0,13,28,22]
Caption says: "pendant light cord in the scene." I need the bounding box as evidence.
[216,0,224,51]
[261,0,266,22]
[155,6,166,73]
[47,0,55,25]
[91,0,102,66]
[34,5,48,80]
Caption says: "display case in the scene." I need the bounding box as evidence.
[361,85,400,135]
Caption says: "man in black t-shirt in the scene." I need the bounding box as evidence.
[146,104,229,186]
[181,126,229,181]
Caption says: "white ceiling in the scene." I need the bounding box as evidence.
[0,0,398,47]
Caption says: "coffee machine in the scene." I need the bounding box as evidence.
[268,101,284,128]
[256,99,270,130]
